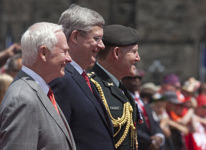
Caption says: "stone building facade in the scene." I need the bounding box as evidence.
[1,0,206,84]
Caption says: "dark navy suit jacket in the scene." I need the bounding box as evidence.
[49,63,115,150]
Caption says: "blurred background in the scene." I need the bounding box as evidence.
[1,0,206,84]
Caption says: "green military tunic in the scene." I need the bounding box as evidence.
[88,63,139,150]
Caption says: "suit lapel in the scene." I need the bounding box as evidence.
[144,103,154,133]
[19,70,74,149]
[57,105,75,149]
[66,63,97,103]
[90,82,114,132]
[65,63,112,131]
[36,89,74,147]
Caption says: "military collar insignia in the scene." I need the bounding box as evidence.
[107,82,114,86]
[87,72,95,77]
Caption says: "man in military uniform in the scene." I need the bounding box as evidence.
[88,24,142,150]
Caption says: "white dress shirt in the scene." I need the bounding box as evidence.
[70,61,84,75]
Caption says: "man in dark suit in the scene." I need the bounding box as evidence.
[122,71,165,150]
[88,24,141,150]
[49,4,115,150]
[0,22,76,150]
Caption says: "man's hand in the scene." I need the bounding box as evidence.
[7,43,21,56]
[148,135,162,150]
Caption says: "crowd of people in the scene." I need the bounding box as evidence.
[0,43,22,104]
[127,72,206,150]
[0,3,206,150]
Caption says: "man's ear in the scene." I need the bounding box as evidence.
[38,46,47,62]
[112,47,120,60]
[70,30,80,44]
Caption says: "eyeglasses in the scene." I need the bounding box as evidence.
[78,30,102,43]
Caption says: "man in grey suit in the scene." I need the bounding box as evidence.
[0,22,76,150]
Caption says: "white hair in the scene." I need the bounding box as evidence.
[21,22,63,66]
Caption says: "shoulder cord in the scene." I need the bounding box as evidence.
[90,78,137,149]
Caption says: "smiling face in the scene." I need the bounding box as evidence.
[74,26,105,70]
[47,31,71,79]
[118,44,140,78]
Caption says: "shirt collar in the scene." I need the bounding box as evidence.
[129,91,140,99]
[21,65,49,95]
[96,62,119,87]
[70,60,84,74]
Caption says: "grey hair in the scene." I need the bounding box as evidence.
[58,4,105,39]
[21,22,63,67]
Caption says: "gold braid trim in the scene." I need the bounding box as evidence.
[90,78,137,149]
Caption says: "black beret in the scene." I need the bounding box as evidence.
[103,24,139,46]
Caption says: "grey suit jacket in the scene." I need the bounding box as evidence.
[0,70,76,150]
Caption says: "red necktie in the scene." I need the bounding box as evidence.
[135,98,150,129]
[81,71,93,93]
[47,87,60,115]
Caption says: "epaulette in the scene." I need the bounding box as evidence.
[87,71,96,78]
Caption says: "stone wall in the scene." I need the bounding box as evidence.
[1,0,206,84]
[0,0,70,48]
[137,0,206,83]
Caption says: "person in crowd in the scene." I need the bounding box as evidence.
[122,70,165,150]
[0,73,13,104]
[182,81,206,150]
[197,82,206,97]
[160,74,195,132]
[5,53,22,78]
[164,91,189,150]
[150,91,189,150]
[149,93,171,135]
[196,84,206,127]
[0,22,76,150]
[49,4,115,150]
[0,43,21,68]
[140,85,157,104]
[158,73,181,94]
[89,24,140,150]
[181,77,200,109]
[141,82,160,104]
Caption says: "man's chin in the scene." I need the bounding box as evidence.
[59,70,65,77]
[129,71,136,77]
[90,58,96,64]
